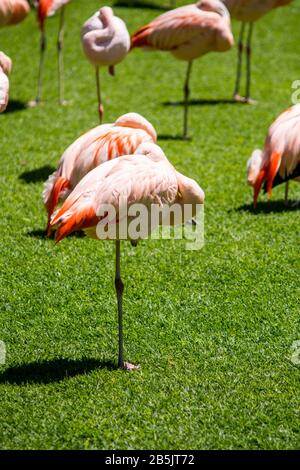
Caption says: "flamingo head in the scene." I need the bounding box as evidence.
[134,143,168,163]
[99,6,114,25]
[197,0,230,19]
[115,113,157,142]
[247,149,264,187]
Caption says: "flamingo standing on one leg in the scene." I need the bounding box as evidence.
[30,0,72,106]
[43,112,157,233]
[221,0,294,103]
[247,104,300,207]
[0,0,29,27]
[0,52,12,112]
[131,0,234,139]
[50,142,205,369]
[81,6,130,123]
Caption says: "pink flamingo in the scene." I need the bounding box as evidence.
[222,0,294,103]
[81,6,130,123]
[30,0,72,106]
[50,142,205,369]
[0,0,29,27]
[131,0,234,138]
[0,52,12,112]
[43,112,157,234]
[247,104,300,207]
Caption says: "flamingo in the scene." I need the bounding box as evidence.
[30,0,72,106]
[43,112,157,234]
[0,0,29,27]
[81,6,130,123]
[221,0,294,103]
[0,52,11,112]
[50,142,205,369]
[131,0,234,139]
[247,104,300,207]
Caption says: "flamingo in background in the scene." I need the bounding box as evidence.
[50,142,205,370]
[81,6,130,123]
[30,0,72,106]
[247,104,300,207]
[0,0,29,27]
[221,0,294,103]
[43,112,157,233]
[131,0,234,139]
[0,52,12,112]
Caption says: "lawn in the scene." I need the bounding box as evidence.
[0,0,299,450]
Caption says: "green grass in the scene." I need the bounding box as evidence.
[0,0,299,450]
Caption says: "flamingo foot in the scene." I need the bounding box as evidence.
[244,97,257,105]
[121,362,140,371]
[27,99,43,108]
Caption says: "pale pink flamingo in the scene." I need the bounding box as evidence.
[43,112,157,234]
[221,0,294,103]
[0,0,29,27]
[50,142,205,369]
[247,104,300,207]
[131,0,234,138]
[81,6,130,123]
[30,0,72,106]
[0,52,11,112]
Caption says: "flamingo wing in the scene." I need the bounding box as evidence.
[51,155,178,242]
[131,8,218,51]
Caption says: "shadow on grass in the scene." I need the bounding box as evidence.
[27,229,85,240]
[236,200,300,214]
[3,99,27,114]
[19,165,55,184]
[158,134,191,141]
[113,0,170,11]
[0,358,116,385]
[163,98,239,107]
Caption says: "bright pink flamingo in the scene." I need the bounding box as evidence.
[81,6,130,123]
[222,0,294,103]
[43,112,157,234]
[0,0,29,27]
[247,104,300,207]
[131,0,234,138]
[50,142,205,369]
[30,0,72,106]
[0,52,12,112]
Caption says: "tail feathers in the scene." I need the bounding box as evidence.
[131,26,152,49]
[43,175,70,235]
[52,205,99,243]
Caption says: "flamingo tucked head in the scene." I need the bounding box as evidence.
[134,142,168,162]
[197,0,230,19]
[0,51,12,75]
[99,6,113,25]
[115,113,157,143]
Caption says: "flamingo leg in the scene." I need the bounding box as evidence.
[115,240,139,370]
[95,66,104,123]
[32,30,46,106]
[183,61,193,139]
[233,22,245,102]
[284,180,289,206]
[245,22,255,104]
[57,6,65,105]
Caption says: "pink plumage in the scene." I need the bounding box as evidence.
[43,113,157,232]
[131,0,234,137]
[247,104,300,206]
[0,0,29,27]
[0,51,12,113]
